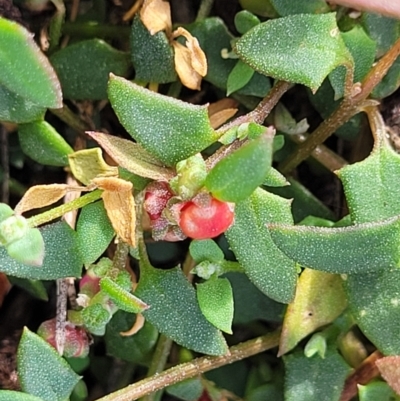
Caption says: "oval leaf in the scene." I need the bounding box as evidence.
[225,188,297,303]
[50,39,131,100]
[18,121,73,167]
[0,391,45,401]
[205,130,274,202]
[0,221,82,280]
[269,216,400,274]
[17,328,81,401]
[234,13,352,91]
[197,277,234,334]
[0,17,62,108]
[108,75,218,166]
[135,250,228,355]
[76,200,115,265]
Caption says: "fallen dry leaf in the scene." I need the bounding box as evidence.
[15,184,86,215]
[376,356,400,395]
[140,0,171,35]
[93,177,136,247]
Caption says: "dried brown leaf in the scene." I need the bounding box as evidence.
[15,184,85,215]
[376,356,400,395]
[172,27,207,90]
[209,108,238,129]
[86,131,175,181]
[140,0,171,35]
[93,177,136,247]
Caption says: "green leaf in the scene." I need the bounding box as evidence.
[50,39,131,100]
[270,0,329,16]
[17,328,81,401]
[0,391,45,401]
[100,277,149,313]
[18,121,73,167]
[361,13,400,57]
[0,84,45,123]
[338,145,400,224]
[359,381,400,401]
[166,378,203,401]
[227,60,255,96]
[108,75,218,166]
[329,25,376,100]
[0,17,62,108]
[284,349,351,401]
[130,15,176,83]
[105,310,159,365]
[268,216,400,274]
[8,276,48,301]
[197,277,234,334]
[7,227,45,267]
[279,269,347,356]
[205,132,273,202]
[235,13,352,91]
[227,272,284,324]
[234,10,261,35]
[345,269,400,355]
[372,56,400,99]
[189,18,271,98]
[0,221,83,280]
[225,188,297,303]
[135,253,228,355]
[189,239,224,263]
[76,200,115,265]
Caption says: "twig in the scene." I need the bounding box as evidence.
[95,329,281,401]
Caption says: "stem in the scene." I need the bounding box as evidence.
[279,37,400,174]
[140,334,173,401]
[27,189,102,227]
[95,329,281,401]
[50,104,90,134]
[62,22,131,39]
[112,241,130,272]
[196,0,214,21]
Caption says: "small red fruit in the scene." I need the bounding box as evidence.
[179,197,234,239]
[143,181,173,221]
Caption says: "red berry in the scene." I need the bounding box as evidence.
[143,181,173,221]
[179,197,234,239]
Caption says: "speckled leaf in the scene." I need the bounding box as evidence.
[18,121,73,167]
[345,269,400,355]
[205,132,274,202]
[284,349,351,401]
[50,39,131,100]
[100,277,148,313]
[135,250,228,355]
[190,239,224,263]
[270,0,329,16]
[17,328,80,401]
[0,391,45,401]
[235,13,352,91]
[0,221,82,280]
[87,131,175,181]
[105,310,158,365]
[197,277,234,334]
[269,216,400,274]
[0,84,45,123]
[130,15,176,83]
[227,60,255,95]
[225,188,297,303]
[0,17,62,108]
[76,200,115,265]
[329,25,376,100]
[279,269,347,356]
[338,145,400,224]
[108,75,218,166]
[189,17,271,98]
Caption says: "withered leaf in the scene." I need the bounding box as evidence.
[93,177,136,247]
[140,0,171,35]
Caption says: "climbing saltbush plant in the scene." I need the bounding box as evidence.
[0,0,400,400]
